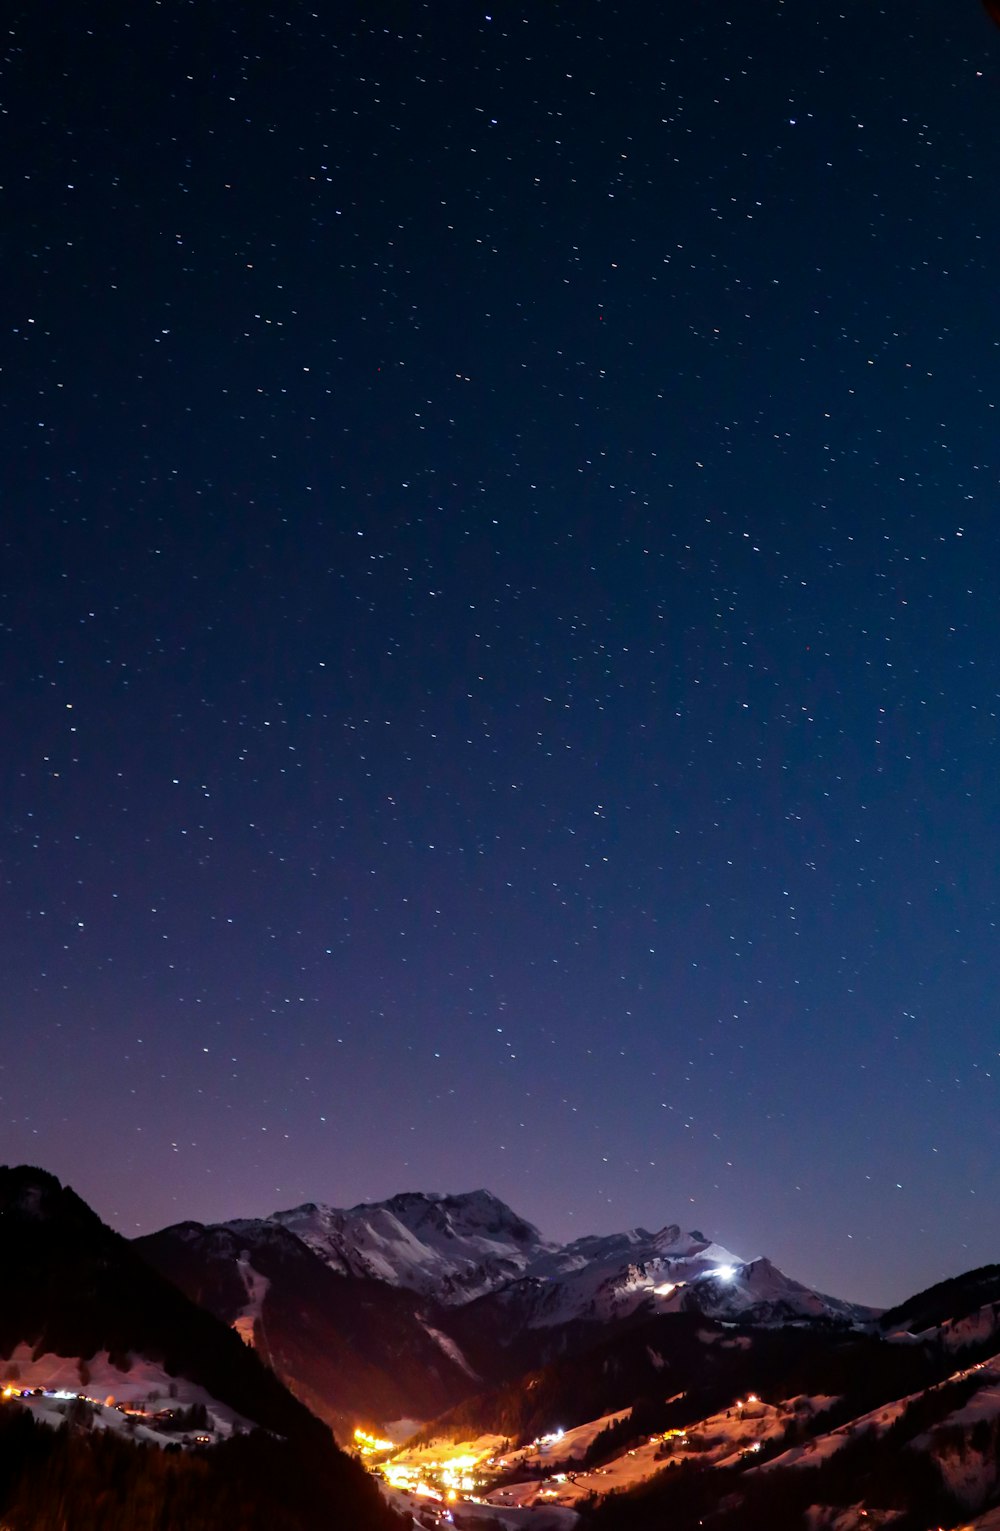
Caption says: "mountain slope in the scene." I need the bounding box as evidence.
[386,1320,1000,1530]
[584,1348,1000,1531]
[135,1216,480,1436]
[0,1165,399,1531]
[268,1191,877,1330]
[137,1187,880,1436]
[272,1189,555,1302]
[406,1305,938,1451]
[879,1264,1000,1336]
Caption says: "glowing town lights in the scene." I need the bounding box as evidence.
[353,1427,395,1454]
[382,1464,418,1490]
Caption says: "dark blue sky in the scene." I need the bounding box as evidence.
[2,0,998,1305]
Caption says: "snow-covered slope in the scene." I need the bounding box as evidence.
[527,1229,875,1329]
[0,1165,378,1440]
[968,1510,1000,1531]
[474,1224,743,1329]
[0,1165,411,1531]
[1,1343,251,1444]
[668,1254,876,1327]
[136,1211,482,1436]
[271,1189,556,1302]
[265,1195,875,1328]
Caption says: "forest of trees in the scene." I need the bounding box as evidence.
[590,1371,1000,1531]
[0,1402,404,1531]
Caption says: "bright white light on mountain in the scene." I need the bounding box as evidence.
[708,1265,737,1281]
[653,1282,676,1297]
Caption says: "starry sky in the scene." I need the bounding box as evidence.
[3,0,999,1307]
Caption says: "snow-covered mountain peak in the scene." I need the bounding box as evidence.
[650,1224,713,1257]
[269,1188,556,1301]
[668,1254,878,1326]
[239,1188,879,1329]
[380,1188,544,1246]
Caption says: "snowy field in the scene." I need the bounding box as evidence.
[1,1343,252,1446]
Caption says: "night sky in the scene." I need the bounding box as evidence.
[3,1,999,1306]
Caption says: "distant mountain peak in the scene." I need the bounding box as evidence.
[268,1187,553,1300]
[133,1178,899,1449]
[257,1189,878,1332]
[651,1224,711,1257]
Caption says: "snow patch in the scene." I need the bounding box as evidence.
[419,1323,480,1381]
[1,1344,253,1443]
[232,1254,270,1346]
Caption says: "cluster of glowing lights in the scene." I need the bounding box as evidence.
[3,1385,213,1440]
[371,1401,792,1514]
[352,1427,395,1456]
[370,1402,785,1514]
[3,1386,81,1402]
[378,1444,492,1500]
[3,1384,140,1407]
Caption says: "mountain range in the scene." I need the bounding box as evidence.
[136,1186,876,1439]
[135,1186,1000,1531]
[3,1165,1000,1531]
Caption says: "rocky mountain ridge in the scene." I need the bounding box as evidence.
[5,1165,1000,1530]
[266,1187,878,1329]
[136,1186,880,1442]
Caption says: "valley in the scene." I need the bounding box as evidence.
[352,1351,1000,1530]
[3,1166,1000,1531]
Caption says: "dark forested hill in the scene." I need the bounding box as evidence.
[0,1166,402,1531]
